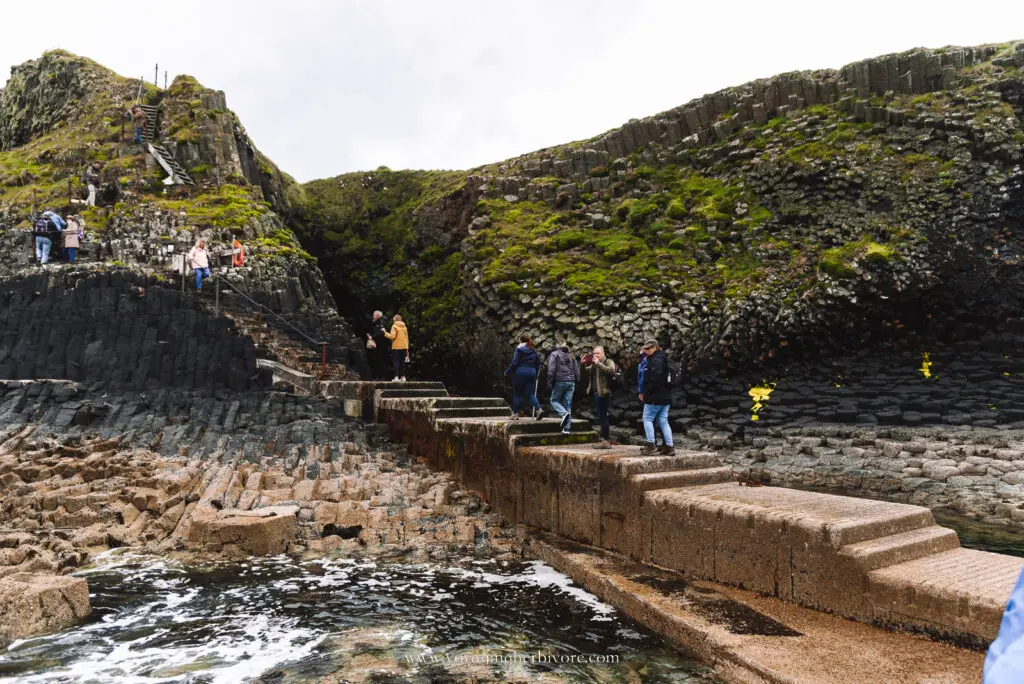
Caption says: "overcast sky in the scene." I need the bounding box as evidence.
[1,1,1021,182]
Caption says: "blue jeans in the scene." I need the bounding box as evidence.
[511,369,541,414]
[643,404,673,446]
[65,247,77,263]
[35,236,52,264]
[194,267,211,290]
[550,381,575,421]
[135,127,144,144]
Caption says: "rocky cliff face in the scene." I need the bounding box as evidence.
[0,51,365,377]
[293,41,1024,395]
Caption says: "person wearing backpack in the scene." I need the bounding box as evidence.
[83,162,102,207]
[505,335,544,420]
[582,345,618,447]
[639,339,674,455]
[547,335,579,434]
[32,211,63,265]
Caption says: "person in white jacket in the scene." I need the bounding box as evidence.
[188,239,211,290]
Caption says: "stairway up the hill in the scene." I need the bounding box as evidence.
[138,104,158,142]
[148,142,195,186]
[206,294,352,390]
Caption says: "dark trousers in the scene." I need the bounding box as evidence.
[511,369,541,413]
[392,350,408,378]
[595,395,610,440]
[369,346,390,379]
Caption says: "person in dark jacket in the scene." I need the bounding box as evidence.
[639,339,674,455]
[366,310,391,380]
[505,335,544,420]
[547,335,579,434]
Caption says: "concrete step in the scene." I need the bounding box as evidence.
[614,451,722,476]
[643,485,939,550]
[838,525,960,572]
[432,406,514,419]
[510,431,600,449]
[429,397,508,409]
[506,418,591,435]
[631,466,734,492]
[366,381,446,391]
[867,548,1024,645]
[376,388,449,399]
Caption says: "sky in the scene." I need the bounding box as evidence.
[1,1,1022,182]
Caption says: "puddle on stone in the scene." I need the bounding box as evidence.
[627,574,801,638]
[0,551,719,683]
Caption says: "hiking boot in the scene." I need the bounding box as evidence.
[534,409,545,421]
[657,444,676,455]
[559,414,571,431]
[593,440,612,450]
[510,410,521,421]
[639,443,657,456]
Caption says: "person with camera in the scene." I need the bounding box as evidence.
[582,345,619,448]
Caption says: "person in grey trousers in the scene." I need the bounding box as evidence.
[547,335,579,434]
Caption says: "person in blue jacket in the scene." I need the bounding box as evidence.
[505,335,544,420]
[986,567,1024,682]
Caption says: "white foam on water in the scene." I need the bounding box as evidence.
[449,560,618,621]
[3,553,627,682]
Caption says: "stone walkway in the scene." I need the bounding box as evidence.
[340,379,1024,647]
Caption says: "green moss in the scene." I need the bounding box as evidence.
[666,198,687,220]
[819,236,898,278]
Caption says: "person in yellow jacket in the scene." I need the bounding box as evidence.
[383,314,410,381]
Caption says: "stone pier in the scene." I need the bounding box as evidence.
[336,380,1024,648]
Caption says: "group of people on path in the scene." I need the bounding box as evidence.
[368,311,410,381]
[32,210,84,265]
[505,334,675,454]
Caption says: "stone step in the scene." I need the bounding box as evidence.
[630,466,734,492]
[430,397,508,409]
[366,381,446,391]
[643,485,939,550]
[376,388,450,399]
[609,450,721,475]
[431,406,514,419]
[505,418,591,435]
[838,525,960,572]
[867,548,1024,645]
[509,431,600,449]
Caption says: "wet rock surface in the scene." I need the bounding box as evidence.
[0,572,90,643]
[0,378,519,642]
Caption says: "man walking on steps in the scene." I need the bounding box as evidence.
[639,339,674,455]
[547,335,579,435]
[130,105,148,145]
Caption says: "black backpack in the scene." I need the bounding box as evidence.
[665,358,683,389]
[607,368,624,391]
[33,217,54,236]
